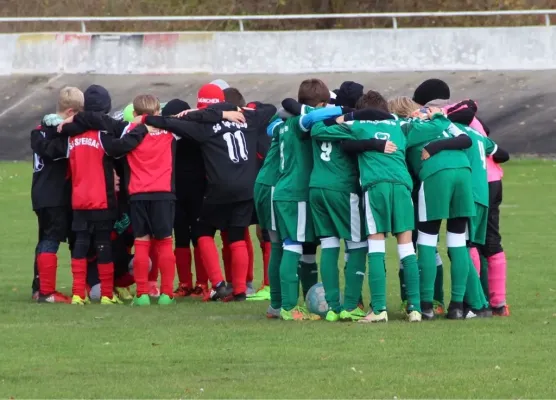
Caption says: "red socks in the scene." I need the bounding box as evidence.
[134,239,151,296]
[71,258,87,298]
[148,241,159,282]
[245,229,254,283]
[37,252,57,295]
[230,240,248,295]
[262,241,271,286]
[197,236,224,286]
[154,238,176,297]
[98,262,114,298]
[221,231,232,282]
[193,246,208,285]
[175,247,193,287]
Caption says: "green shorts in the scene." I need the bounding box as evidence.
[364,182,414,235]
[418,168,475,222]
[309,188,364,242]
[274,200,315,243]
[254,182,275,231]
[468,203,488,245]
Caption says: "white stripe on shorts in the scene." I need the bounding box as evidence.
[364,192,377,235]
[297,201,307,242]
[350,193,361,243]
[418,182,427,222]
[270,186,276,231]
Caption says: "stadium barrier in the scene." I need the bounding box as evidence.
[1,27,555,75]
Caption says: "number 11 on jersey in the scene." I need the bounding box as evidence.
[223,130,248,163]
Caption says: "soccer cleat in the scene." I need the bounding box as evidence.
[325,310,340,322]
[191,284,208,298]
[246,281,255,296]
[173,283,194,298]
[246,285,271,301]
[400,300,408,314]
[115,286,133,301]
[222,292,247,302]
[131,294,151,306]
[266,305,281,319]
[280,306,321,321]
[32,291,39,301]
[71,295,87,305]
[359,310,388,323]
[213,281,233,301]
[446,302,465,320]
[101,295,123,305]
[148,281,160,297]
[37,292,71,304]
[407,310,422,322]
[298,306,322,320]
[339,308,366,322]
[158,294,176,305]
[420,301,435,320]
[433,300,445,316]
[492,304,510,317]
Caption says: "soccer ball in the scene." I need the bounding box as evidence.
[305,282,343,317]
[128,256,152,276]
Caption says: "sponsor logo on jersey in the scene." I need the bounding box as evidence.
[69,137,100,151]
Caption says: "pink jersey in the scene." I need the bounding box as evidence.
[444,102,503,182]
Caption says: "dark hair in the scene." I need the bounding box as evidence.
[298,79,330,107]
[355,90,388,112]
[223,87,246,108]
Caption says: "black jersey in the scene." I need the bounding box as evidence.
[144,102,276,204]
[30,118,71,210]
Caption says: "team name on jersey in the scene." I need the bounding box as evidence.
[357,120,398,126]
[213,121,248,133]
[148,129,170,136]
[69,137,100,150]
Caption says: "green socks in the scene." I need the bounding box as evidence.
[399,242,420,313]
[464,256,488,310]
[368,239,386,313]
[269,241,283,310]
[447,232,469,303]
[417,240,437,303]
[398,266,407,302]
[344,246,367,311]
[280,247,303,311]
[479,253,489,301]
[434,257,444,305]
[320,238,341,313]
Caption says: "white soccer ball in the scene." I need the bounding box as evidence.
[128,257,152,276]
[305,282,343,317]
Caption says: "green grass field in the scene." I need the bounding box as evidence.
[1,159,555,399]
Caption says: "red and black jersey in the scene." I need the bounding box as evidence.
[60,115,148,220]
[144,102,276,204]
[122,122,176,200]
[30,120,71,210]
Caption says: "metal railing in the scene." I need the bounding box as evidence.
[0,10,554,32]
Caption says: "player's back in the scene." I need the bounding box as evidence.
[124,122,175,197]
[349,119,412,191]
[274,115,313,202]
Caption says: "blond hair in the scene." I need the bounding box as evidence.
[133,94,160,116]
[388,96,420,118]
[57,87,84,113]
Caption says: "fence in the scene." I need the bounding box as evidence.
[0,10,555,32]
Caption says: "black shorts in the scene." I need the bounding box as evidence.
[130,199,175,239]
[174,191,204,245]
[250,201,259,226]
[35,207,72,242]
[72,211,114,233]
[198,200,254,231]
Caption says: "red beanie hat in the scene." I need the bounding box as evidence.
[197,84,225,109]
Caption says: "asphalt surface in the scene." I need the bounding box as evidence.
[1,71,555,160]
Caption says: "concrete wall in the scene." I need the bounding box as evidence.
[1,27,555,75]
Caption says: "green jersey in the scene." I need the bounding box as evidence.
[405,114,470,181]
[273,115,313,202]
[309,121,359,193]
[451,123,497,207]
[311,118,413,192]
[255,121,281,186]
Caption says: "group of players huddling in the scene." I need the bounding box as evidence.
[30,76,510,322]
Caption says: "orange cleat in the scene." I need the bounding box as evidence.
[174,283,194,297]
[492,304,510,317]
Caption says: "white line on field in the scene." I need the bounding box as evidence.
[0,73,64,119]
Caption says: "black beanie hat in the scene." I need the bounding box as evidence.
[335,81,364,109]
[162,99,190,116]
[412,79,450,106]
[84,84,112,113]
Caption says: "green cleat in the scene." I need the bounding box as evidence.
[280,306,321,321]
[325,310,340,322]
[246,285,271,301]
[158,294,176,305]
[339,308,366,322]
[131,294,151,306]
[101,295,123,305]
